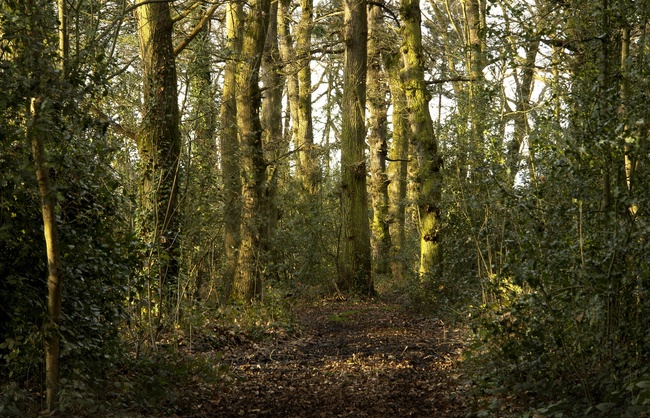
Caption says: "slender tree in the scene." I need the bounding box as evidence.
[385,49,410,282]
[278,0,300,155]
[29,101,62,413]
[261,0,287,266]
[183,4,220,299]
[296,0,319,194]
[23,0,67,408]
[367,3,391,277]
[220,0,244,301]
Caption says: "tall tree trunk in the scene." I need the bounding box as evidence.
[400,0,443,281]
[296,0,319,194]
[31,97,63,412]
[620,25,638,216]
[187,4,218,298]
[261,0,286,272]
[278,0,300,164]
[367,4,391,277]
[220,1,243,301]
[135,2,182,316]
[508,38,539,179]
[463,0,486,179]
[598,0,613,213]
[385,51,409,283]
[339,0,374,295]
[236,0,272,300]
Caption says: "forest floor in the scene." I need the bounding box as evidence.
[188,297,476,417]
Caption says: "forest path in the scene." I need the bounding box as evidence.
[196,298,472,417]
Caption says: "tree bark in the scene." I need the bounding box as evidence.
[400,0,443,281]
[220,0,244,301]
[261,0,286,269]
[367,3,391,277]
[278,0,300,165]
[339,0,374,295]
[30,97,63,413]
[135,1,182,315]
[296,0,319,194]
[463,0,486,179]
[236,0,272,300]
[385,50,409,283]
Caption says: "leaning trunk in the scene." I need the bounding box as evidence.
[30,97,63,413]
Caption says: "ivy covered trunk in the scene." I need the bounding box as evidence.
[235,0,272,300]
[339,0,373,295]
[400,0,443,281]
[135,2,182,314]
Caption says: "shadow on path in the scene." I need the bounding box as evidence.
[196,299,471,417]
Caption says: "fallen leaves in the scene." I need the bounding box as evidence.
[188,299,474,417]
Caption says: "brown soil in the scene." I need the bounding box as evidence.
[192,299,473,417]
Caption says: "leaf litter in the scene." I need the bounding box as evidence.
[188,298,473,417]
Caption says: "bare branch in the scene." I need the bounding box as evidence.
[366,1,400,27]
[89,105,137,140]
[426,76,475,85]
[174,2,220,55]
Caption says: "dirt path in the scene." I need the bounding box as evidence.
[195,299,471,417]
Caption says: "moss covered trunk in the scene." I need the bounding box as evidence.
[367,4,391,277]
[220,1,244,301]
[236,0,272,300]
[400,0,443,281]
[339,0,373,295]
[385,51,409,283]
[135,2,182,313]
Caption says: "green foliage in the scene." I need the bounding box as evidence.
[432,2,650,415]
[0,0,138,401]
[267,175,341,296]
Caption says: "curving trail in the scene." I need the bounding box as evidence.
[194,299,471,417]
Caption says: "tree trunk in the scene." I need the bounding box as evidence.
[296,0,319,194]
[463,0,486,179]
[30,97,63,413]
[261,0,286,271]
[507,36,539,178]
[186,4,219,299]
[236,0,272,300]
[220,1,243,301]
[339,0,374,295]
[367,4,391,277]
[400,0,443,281]
[278,0,300,164]
[135,2,182,315]
[385,51,409,283]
